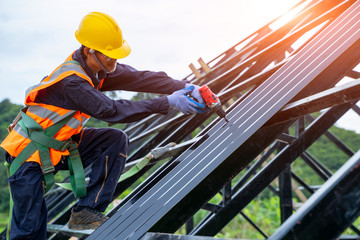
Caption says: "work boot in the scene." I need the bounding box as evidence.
[68,207,109,230]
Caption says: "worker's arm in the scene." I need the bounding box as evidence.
[34,77,170,123]
[100,63,187,94]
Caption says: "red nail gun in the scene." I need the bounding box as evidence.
[199,85,229,122]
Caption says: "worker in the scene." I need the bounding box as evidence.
[0,12,207,240]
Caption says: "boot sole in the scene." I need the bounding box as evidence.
[68,221,103,230]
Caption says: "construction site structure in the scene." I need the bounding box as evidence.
[2,0,360,239]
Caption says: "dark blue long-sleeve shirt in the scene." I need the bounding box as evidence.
[34,48,186,123]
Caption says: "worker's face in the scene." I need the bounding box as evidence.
[95,51,117,73]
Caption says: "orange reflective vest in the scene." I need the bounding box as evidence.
[1,55,93,167]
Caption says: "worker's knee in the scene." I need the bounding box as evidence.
[78,128,129,168]
[110,128,129,148]
[106,128,129,158]
[113,128,129,142]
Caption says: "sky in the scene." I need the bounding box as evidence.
[0,0,359,133]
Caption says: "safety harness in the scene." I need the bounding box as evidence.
[8,108,86,197]
[4,107,87,240]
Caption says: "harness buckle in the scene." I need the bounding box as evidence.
[60,140,73,152]
[41,164,55,175]
[68,142,79,152]
[7,108,25,133]
[7,123,15,133]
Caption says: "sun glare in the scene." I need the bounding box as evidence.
[268,0,310,30]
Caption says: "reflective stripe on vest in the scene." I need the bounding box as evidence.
[27,105,79,127]
[26,105,81,130]
[13,124,27,138]
[25,63,89,100]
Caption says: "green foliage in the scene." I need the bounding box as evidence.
[292,124,360,185]
[0,99,24,214]
[0,212,8,232]
[85,117,110,128]
[84,115,127,130]
[216,195,281,239]
[131,92,160,101]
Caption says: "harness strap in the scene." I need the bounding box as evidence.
[68,142,86,198]
[9,108,86,197]
[9,140,37,176]
[56,154,151,191]
[119,155,151,182]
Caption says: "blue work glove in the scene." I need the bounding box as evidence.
[167,86,207,114]
[185,83,205,105]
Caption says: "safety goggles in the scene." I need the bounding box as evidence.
[89,49,117,74]
[99,52,115,62]
[89,49,115,62]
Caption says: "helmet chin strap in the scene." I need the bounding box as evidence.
[89,49,116,74]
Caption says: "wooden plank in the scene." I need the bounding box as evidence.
[189,63,202,79]
[198,57,211,73]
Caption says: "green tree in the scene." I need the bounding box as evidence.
[0,99,24,214]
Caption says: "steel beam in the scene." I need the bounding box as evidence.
[305,114,354,156]
[191,103,352,236]
[267,70,360,126]
[279,165,293,224]
[268,150,360,240]
[231,142,279,195]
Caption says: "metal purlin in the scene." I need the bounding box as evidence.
[190,102,353,236]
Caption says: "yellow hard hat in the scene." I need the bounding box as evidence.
[75,12,131,59]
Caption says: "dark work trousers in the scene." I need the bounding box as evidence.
[6,127,128,240]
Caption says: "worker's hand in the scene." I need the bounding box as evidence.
[167,86,207,114]
[185,83,205,105]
